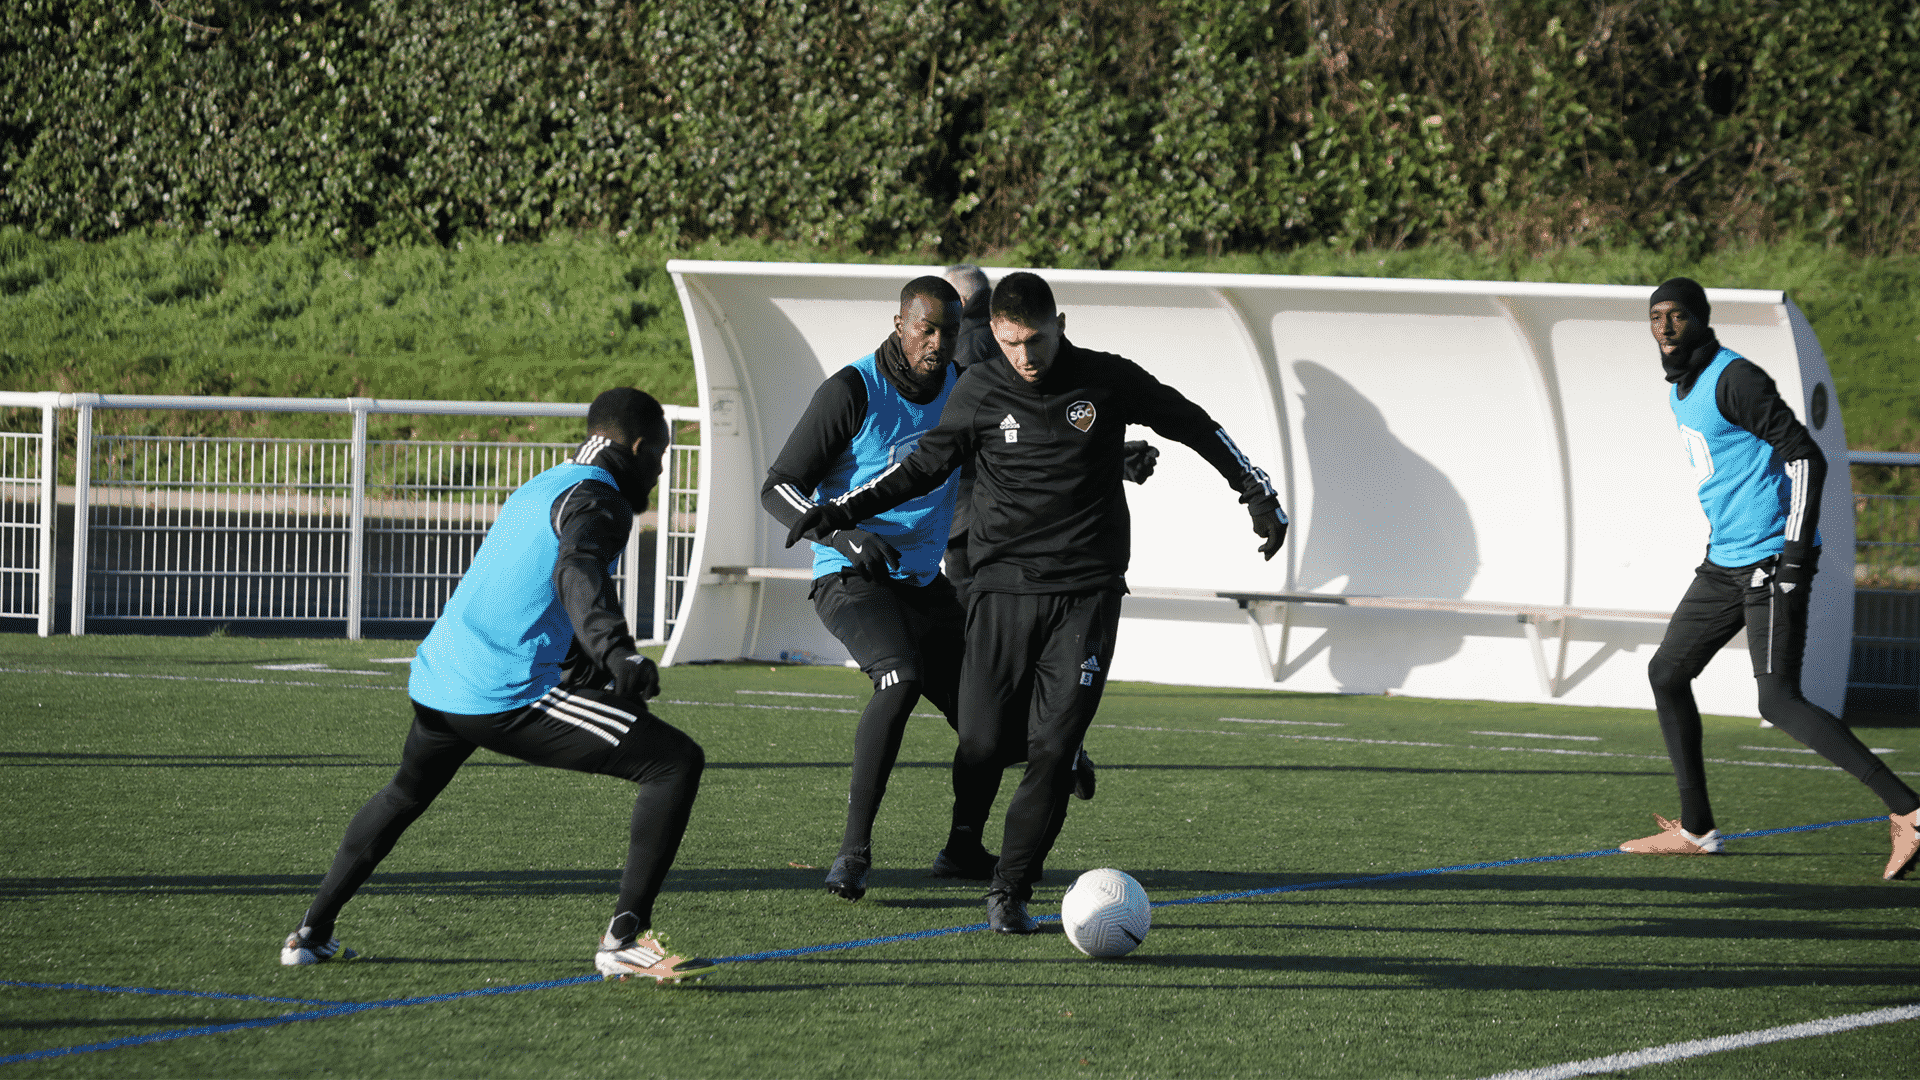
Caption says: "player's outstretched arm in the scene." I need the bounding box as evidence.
[1119,361,1287,559]
[783,416,971,548]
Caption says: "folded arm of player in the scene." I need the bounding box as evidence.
[1717,357,1825,594]
[552,478,657,700]
[784,448,965,552]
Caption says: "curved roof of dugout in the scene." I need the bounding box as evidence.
[662,260,1849,717]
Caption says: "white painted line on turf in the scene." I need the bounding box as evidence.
[661,698,860,716]
[254,663,388,675]
[1094,724,1852,772]
[369,657,414,664]
[1220,716,1344,727]
[737,689,858,699]
[1470,730,1599,742]
[0,666,401,692]
[1740,744,1897,755]
[1479,1001,1920,1080]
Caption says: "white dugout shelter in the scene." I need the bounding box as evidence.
[661,261,1852,720]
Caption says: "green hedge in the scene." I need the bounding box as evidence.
[5,1,1918,259]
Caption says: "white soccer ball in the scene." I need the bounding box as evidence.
[1060,868,1151,957]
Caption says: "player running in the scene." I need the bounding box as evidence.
[784,272,1289,933]
[763,275,1074,901]
[1625,277,1919,879]
[280,388,711,981]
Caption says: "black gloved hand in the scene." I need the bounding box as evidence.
[784,500,858,549]
[609,651,660,703]
[1251,508,1289,561]
[829,528,900,581]
[1772,551,1813,598]
[1123,441,1160,484]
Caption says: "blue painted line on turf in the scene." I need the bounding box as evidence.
[0,979,350,1006]
[699,815,1889,962]
[2,815,1889,1067]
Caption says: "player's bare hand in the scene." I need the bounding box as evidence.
[1252,509,1289,561]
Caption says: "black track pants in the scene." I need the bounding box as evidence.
[1648,552,1917,834]
[813,571,967,855]
[302,687,703,940]
[959,588,1123,898]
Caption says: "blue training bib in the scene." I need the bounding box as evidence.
[1669,348,1802,567]
[809,354,961,586]
[410,461,620,713]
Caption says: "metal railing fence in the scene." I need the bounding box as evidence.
[0,393,698,642]
[0,395,57,634]
[1849,451,1920,708]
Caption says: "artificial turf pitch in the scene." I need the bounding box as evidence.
[2,634,1916,1078]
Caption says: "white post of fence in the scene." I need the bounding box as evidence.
[623,517,641,640]
[68,400,94,636]
[36,400,56,637]
[651,445,678,647]
[347,399,369,640]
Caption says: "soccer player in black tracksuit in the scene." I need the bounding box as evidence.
[786,272,1289,932]
[282,389,710,981]
[940,264,1161,605]
[1622,277,1919,879]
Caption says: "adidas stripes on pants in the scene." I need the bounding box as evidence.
[1648,550,1917,835]
[301,687,703,939]
[957,587,1123,899]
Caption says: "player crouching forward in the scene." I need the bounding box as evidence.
[1626,278,1920,879]
[280,389,711,981]
[786,272,1289,933]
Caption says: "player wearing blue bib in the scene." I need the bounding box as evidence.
[1622,278,1919,879]
[763,276,1030,901]
[283,389,714,980]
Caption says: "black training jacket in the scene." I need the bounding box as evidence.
[812,339,1281,595]
[551,439,646,689]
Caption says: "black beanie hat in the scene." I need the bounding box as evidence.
[1649,277,1711,327]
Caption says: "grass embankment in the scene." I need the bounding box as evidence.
[1,230,1916,466]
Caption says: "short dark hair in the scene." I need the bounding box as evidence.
[900,275,960,308]
[989,271,1056,328]
[587,387,666,446]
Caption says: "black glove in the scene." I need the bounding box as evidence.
[1123,441,1160,484]
[828,528,900,581]
[609,650,660,703]
[784,500,858,549]
[1772,550,1813,598]
[1251,508,1289,561]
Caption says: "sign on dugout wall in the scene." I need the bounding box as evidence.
[661,262,1852,720]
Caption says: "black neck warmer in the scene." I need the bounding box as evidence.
[1665,334,1724,395]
